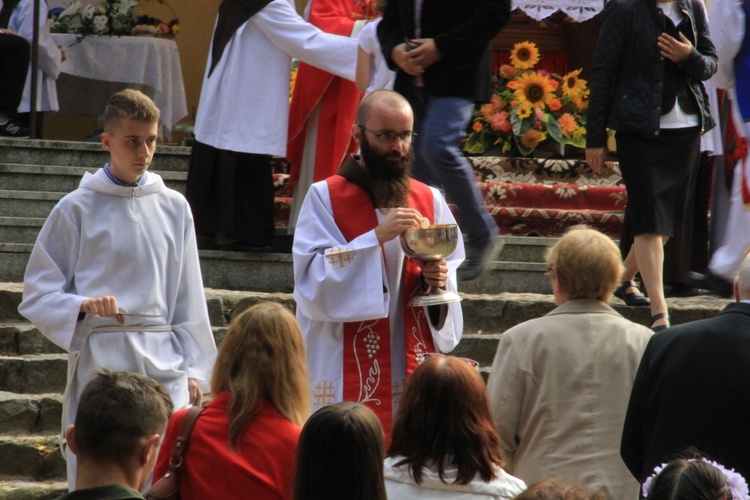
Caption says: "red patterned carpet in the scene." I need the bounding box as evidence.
[273,156,626,238]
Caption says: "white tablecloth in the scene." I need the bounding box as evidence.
[51,33,188,138]
[513,0,604,21]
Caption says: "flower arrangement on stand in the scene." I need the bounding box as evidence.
[51,0,179,42]
[464,41,590,157]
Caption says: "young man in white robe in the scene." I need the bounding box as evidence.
[293,90,464,438]
[19,89,217,489]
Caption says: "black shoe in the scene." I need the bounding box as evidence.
[0,118,29,138]
[613,280,651,306]
[663,282,700,298]
[689,271,733,298]
[457,235,503,282]
[650,312,670,332]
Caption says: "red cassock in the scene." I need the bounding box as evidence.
[287,0,365,192]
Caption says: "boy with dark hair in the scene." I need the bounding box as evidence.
[61,370,173,499]
[19,89,217,488]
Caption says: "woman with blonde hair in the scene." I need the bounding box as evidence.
[385,354,526,499]
[154,301,309,499]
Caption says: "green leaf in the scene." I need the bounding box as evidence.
[546,117,564,144]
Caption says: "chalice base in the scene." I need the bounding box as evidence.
[408,289,462,307]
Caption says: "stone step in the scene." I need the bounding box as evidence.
[0,481,67,499]
[0,191,62,219]
[0,354,68,394]
[0,322,66,356]
[0,219,45,246]
[0,138,190,172]
[0,164,186,194]
[497,236,556,263]
[0,435,65,481]
[0,392,62,436]
[0,238,551,294]
[0,283,731,359]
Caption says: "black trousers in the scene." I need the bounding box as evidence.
[0,33,30,116]
[186,140,275,247]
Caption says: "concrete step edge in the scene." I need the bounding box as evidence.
[0,190,63,202]
[0,218,46,228]
[0,164,187,181]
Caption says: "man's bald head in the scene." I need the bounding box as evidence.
[355,90,412,126]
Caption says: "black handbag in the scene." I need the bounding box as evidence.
[144,405,204,500]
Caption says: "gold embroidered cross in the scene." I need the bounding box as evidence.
[313,380,336,407]
[325,247,355,268]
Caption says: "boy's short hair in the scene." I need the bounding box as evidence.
[103,89,160,132]
[73,370,173,466]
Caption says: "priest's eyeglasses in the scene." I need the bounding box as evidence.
[359,126,416,144]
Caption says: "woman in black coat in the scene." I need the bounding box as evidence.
[585,0,717,331]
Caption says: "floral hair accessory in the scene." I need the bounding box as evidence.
[642,458,750,499]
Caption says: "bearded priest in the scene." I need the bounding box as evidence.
[292,90,464,439]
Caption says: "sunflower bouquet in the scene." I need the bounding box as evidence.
[464,41,589,157]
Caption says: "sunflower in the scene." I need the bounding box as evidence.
[507,72,557,110]
[516,103,533,119]
[520,129,547,149]
[510,41,540,70]
[561,69,588,98]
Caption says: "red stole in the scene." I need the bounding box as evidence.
[327,175,436,437]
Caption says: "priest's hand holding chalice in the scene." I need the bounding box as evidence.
[374,207,460,307]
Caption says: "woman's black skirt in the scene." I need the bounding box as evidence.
[616,127,701,243]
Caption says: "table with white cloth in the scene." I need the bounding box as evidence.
[512,0,604,21]
[51,33,187,139]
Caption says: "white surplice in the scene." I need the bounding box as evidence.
[293,180,464,416]
[9,0,62,113]
[19,169,217,486]
[194,0,357,157]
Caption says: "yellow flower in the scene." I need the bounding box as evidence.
[507,72,556,110]
[520,129,547,149]
[561,69,587,98]
[516,103,532,119]
[557,113,578,137]
[510,41,540,70]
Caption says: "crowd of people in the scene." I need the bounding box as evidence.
[12,0,750,498]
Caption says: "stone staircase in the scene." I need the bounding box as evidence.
[0,138,730,497]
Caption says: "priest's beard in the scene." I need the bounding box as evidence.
[361,136,413,209]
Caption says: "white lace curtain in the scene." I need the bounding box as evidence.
[512,0,605,22]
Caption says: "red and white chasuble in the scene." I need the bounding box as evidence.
[292,172,465,437]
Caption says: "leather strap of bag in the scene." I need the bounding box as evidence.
[168,405,204,470]
[145,405,204,500]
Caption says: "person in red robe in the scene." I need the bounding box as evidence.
[286,0,374,230]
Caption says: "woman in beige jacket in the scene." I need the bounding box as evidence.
[486,227,653,499]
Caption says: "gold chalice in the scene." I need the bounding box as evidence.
[400,223,462,307]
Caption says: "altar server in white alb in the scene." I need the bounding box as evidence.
[293,90,464,438]
[186,0,358,251]
[18,89,217,488]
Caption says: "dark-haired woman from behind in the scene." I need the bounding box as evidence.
[385,354,526,499]
[294,401,387,500]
